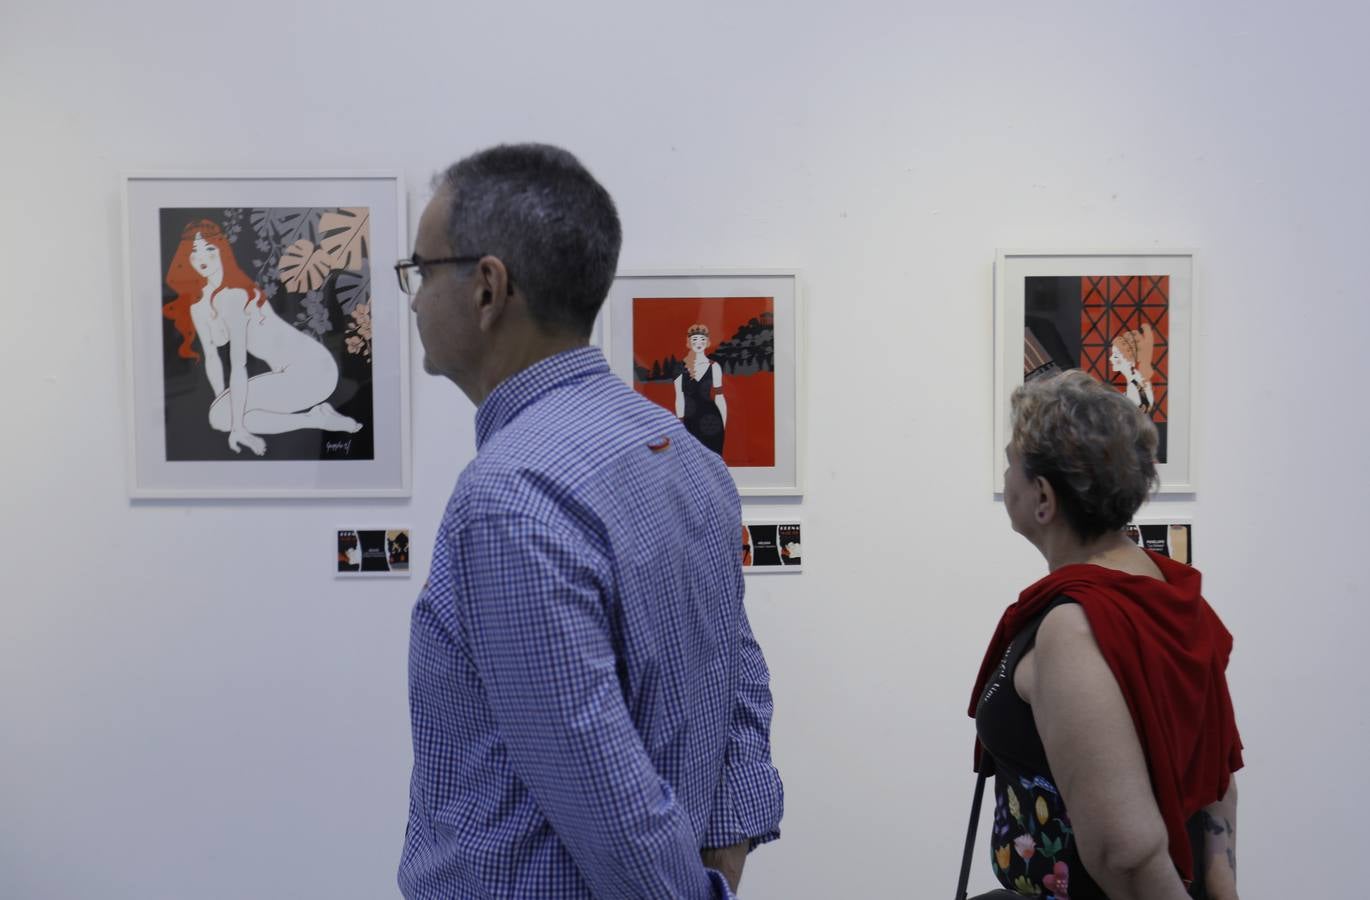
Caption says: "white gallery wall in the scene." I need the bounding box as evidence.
[2,1,1366,896]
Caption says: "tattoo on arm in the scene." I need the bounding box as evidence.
[1199,810,1236,876]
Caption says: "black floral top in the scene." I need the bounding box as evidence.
[974,597,1206,900]
[988,768,1087,898]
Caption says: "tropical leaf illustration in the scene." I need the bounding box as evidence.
[345,302,373,361]
[283,208,324,249]
[319,207,370,272]
[221,208,244,244]
[250,207,316,244]
[251,248,281,287]
[333,263,371,315]
[249,208,272,240]
[294,289,332,339]
[278,239,333,294]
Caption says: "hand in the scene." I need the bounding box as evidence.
[228,429,267,456]
[700,840,748,893]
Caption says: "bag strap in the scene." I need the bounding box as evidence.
[956,602,1068,897]
[955,766,990,900]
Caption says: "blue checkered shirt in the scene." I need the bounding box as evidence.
[399,347,783,899]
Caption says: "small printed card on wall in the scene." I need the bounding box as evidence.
[1125,520,1192,565]
[742,521,802,573]
[336,528,411,577]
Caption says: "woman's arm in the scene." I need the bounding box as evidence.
[203,347,225,397]
[220,290,265,456]
[1025,604,1191,900]
[1200,777,1238,900]
[189,304,226,396]
[673,374,684,418]
[712,362,727,426]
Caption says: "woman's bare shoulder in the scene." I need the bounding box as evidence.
[1037,602,1097,650]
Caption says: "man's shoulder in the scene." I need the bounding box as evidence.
[490,372,679,470]
[445,450,547,525]
[453,371,735,521]
[525,368,675,431]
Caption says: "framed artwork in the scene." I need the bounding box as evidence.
[122,172,410,498]
[1126,519,1193,565]
[741,521,803,573]
[994,250,1195,493]
[604,271,803,496]
[336,528,412,578]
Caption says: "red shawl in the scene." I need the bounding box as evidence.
[968,551,1244,881]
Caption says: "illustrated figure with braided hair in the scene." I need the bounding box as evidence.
[162,220,361,456]
[673,323,728,456]
[1109,323,1156,414]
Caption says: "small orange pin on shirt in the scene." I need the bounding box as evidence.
[647,436,671,453]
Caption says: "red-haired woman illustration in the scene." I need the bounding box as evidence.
[163,220,360,455]
[1109,323,1156,414]
[672,323,727,456]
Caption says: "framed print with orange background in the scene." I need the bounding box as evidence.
[994,250,1194,494]
[605,271,802,496]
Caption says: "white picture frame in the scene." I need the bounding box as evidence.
[603,270,803,496]
[122,171,410,498]
[994,250,1195,494]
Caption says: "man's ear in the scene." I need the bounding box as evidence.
[473,256,512,332]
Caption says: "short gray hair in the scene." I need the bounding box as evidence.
[440,143,622,337]
[1010,369,1159,539]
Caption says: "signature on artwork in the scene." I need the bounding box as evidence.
[325,439,353,455]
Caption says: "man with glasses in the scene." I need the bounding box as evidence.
[396,144,783,900]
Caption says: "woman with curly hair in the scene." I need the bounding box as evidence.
[968,370,1242,900]
[163,219,361,455]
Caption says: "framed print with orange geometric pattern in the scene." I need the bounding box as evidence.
[994,250,1194,493]
[603,271,802,496]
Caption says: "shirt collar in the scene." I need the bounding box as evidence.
[474,346,610,450]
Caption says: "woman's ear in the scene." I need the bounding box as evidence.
[1034,476,1058,524]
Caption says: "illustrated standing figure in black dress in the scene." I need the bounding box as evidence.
[673,323,728,455]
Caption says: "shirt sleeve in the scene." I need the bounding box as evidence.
[454,511,730,900]
[702,600,785,850]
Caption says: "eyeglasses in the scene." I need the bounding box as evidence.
[394,253,482,296]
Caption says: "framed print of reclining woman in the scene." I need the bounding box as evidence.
[123,173,410,498]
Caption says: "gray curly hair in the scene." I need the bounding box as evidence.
[1010,370,1159,539]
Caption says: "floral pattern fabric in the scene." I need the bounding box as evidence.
[990,773,1079,899]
